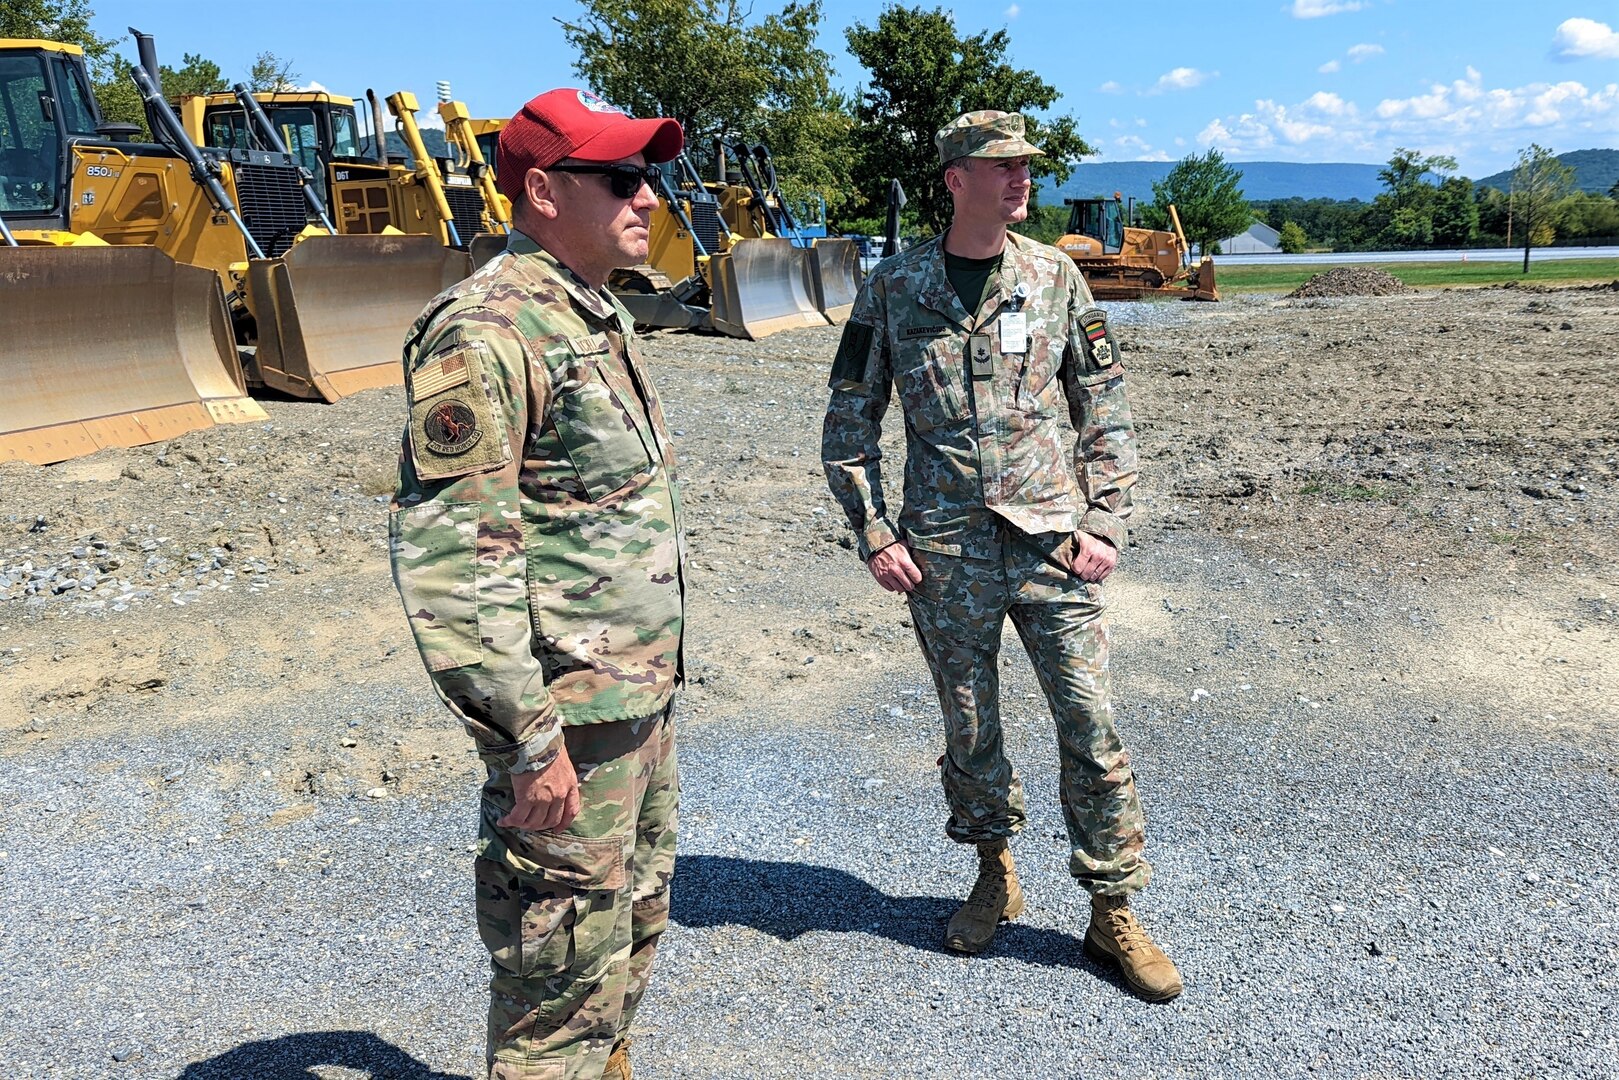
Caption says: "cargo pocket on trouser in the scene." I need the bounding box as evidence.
[476,828,631,1067]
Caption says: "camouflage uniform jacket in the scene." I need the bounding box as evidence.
[822,230,1136,559]
[390,232,685,775]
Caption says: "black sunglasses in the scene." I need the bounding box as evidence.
[547,162,661,199]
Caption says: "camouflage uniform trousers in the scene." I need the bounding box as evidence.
[905,524,1151,896]
[474,705,678,1079]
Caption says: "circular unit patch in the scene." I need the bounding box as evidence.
[424,399,483,456]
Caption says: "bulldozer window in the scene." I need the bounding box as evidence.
[206,110,252,151]
[0,54,58,213]
[50,55,99,137]
[329,107,360,158]
[269,107,321,178]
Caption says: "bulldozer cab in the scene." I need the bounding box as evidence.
[0,40,105,229]
[1064,196,1126,255]
[193,92,365,208]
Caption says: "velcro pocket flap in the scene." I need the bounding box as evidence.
[483,828,628,891]
[407,339,511,481]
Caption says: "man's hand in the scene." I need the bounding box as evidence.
[498,742,581,833]
[868,541,923,593]
[1070,531,1118,583]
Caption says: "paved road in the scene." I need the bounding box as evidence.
[1209,246,1619,265]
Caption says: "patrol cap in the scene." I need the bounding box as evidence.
[935,109,1046,165]
[496,88,684,205]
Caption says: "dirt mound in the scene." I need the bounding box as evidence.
[1287,266,1408,299]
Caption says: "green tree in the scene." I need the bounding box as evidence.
[1011,196,1067,245]
[1512,143,1575,272]
[1372,147,1456,248]
[1151,150,1250,256]
[1552,190,1619,242]
[246,51,299,93]
[1430,175,1479,247]
[1378,147,1456,211]
[1277,220,1307,254]
[0,0,114,58]
[843,4,1093,233]
[162,53,226,98]
[560,0,854,216]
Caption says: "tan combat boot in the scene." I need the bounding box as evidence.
[602,1036,632,1080]
[944,839,1026,954]
[1084,894,1184,1002]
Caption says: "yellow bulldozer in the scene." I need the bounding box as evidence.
[0,36,268,464]
[605,142,863,340]
[445,107,860,340]
[0,33,466,464]
[1056,194,1218,301]
[180,86,508,251]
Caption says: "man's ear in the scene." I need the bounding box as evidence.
[524,168,560,220]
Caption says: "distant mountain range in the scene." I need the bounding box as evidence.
[1474,149,1619,194]
[1044,149,1619,206]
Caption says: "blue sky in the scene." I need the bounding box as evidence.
[88,1,1619,177]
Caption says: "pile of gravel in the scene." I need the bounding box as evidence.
[1287,266,1408,299]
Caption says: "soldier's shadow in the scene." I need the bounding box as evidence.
[671,854,1104,973]
[176,1030,471,1080]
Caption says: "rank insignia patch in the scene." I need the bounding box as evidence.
[424,399,483,455]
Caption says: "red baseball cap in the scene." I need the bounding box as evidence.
[496,88,684,205]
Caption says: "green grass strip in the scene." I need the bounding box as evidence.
[1212,257,1619,294]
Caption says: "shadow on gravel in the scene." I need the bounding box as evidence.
[674,855,1113,975]
[177,1030,471,1080]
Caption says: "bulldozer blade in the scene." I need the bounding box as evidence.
[248,235,469,402]
[615,289,709,331]
[0,246,265,466]
[1186,257,1220,302]
[807,238,863,323]
[708,238,829,340]
[469,233,508,273]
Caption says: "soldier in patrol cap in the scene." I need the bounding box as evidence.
[389,87,686,1078]
[821,109,1183,1001]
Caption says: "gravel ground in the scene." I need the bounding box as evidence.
[2,286,1615,1078]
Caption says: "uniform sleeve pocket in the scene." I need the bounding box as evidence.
[390,501,483,672]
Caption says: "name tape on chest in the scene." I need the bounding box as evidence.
[901,324,950,340]
[568,332,611,356]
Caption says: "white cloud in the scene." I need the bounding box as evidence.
[1347,43,1384,61]
[294,80,332,94]
[1112,135,1172,161]
[414,99,446,130]
[1004,3,1020,17]
[1098,80,1124,94]
[1290,0,1366,17]
[1197,68,1619,169]
[1152,67,1217,93]
[1553,17,1619,60]
[1318,59,1342,73]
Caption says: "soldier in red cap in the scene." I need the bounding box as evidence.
[389,89,686,1080]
